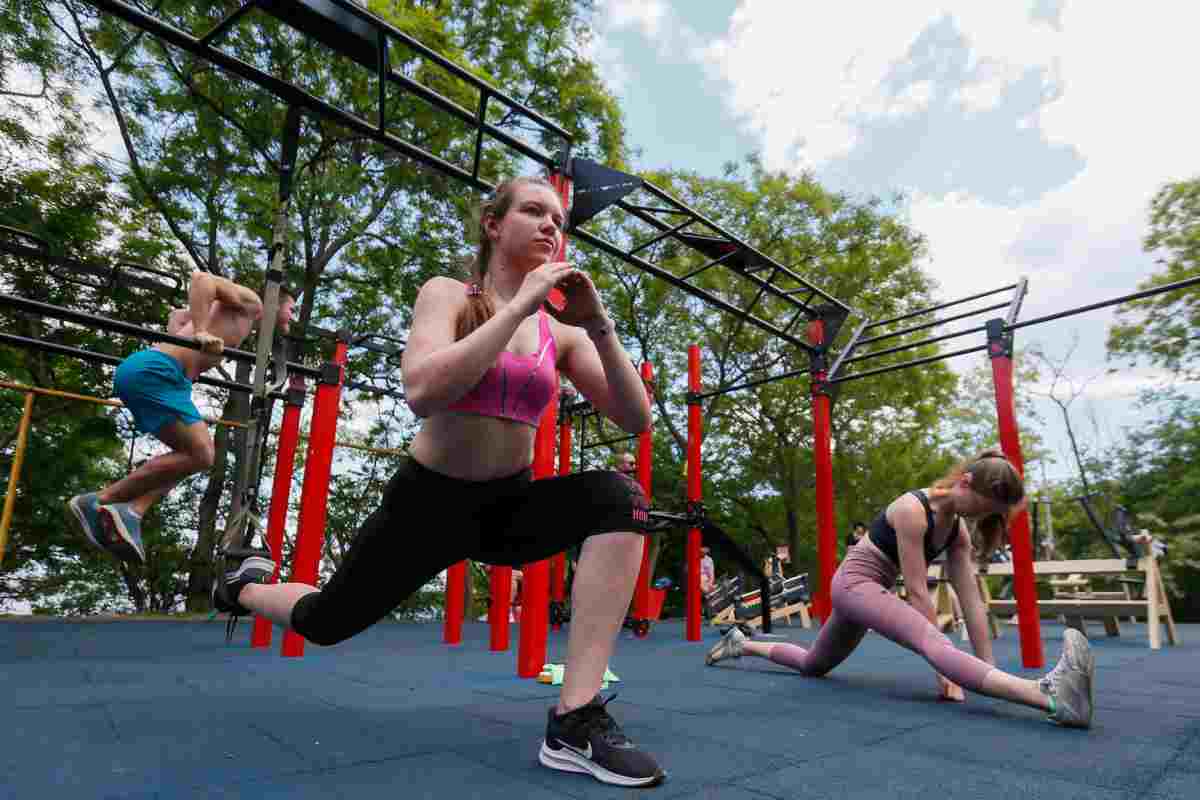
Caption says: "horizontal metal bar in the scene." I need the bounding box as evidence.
[569,229,813,353]
[79,0,512,191]
[251,0,571,140]
[1007,274,1200,334]
[831,344,989,384]
[343,378,405,399]
[864,284,1017,331]
[580,433,638,450]
[638,180,851,315]
[842,323,988,367]
[856,301,1010,348]
[383,69,554,166]
[0,293,321,379]
[622,204,689,217]
[680,246,739,281]
[630,217,696,257]
[0,237,180,298]
[0,332,252,394]
[694,365,812,400]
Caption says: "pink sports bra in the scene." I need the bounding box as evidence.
[445,305,558,427]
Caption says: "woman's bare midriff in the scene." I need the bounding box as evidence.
[409,412,539,481]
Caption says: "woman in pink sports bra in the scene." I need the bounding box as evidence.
[214,176,666,788]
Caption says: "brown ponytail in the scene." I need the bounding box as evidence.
[454,175,560,341]
[930,447,1026,562]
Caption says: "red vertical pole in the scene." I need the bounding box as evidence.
[443,561,466,644]
[631,362,655,633]
[807,318,837,623]
[518,390,558,677]
[686,346,703,641]
[987,319,1044,668]
[251,375,305,649]
[550,410,572,630]
[489,566,513,651]
[281,334,348,658]
[811,393,836,623]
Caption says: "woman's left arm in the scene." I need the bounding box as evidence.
[946,521,995,665]
[551,269,650,434]
[559,324,651,434]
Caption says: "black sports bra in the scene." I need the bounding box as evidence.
[867,490,960,566]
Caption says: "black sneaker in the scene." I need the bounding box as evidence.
[539,694,665,787]
[213,548,275,616]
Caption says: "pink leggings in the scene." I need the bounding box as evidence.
[766,544,994,692]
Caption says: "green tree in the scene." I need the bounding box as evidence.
[19,0,628,613]
[573,159,958,589]
[1107,177,1200,377]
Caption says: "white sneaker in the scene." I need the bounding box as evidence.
[705,626,746,666]
[1039,628,1095,729]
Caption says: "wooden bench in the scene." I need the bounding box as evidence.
[708,585,812,630]
[975,556,1179,650]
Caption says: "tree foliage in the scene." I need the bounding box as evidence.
[1107,177,1200,377]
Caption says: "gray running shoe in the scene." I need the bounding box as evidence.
[705,626,746,666]
[1039,628,1095,728]
[98,503,146,565]
[67,493,104,551]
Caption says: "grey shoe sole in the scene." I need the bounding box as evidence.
[98,506,144,563]
[98,508,145,565]
[67,498,103,551]
[538,740,665,787]
[1055,629,1095,728]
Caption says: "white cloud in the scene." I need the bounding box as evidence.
[596,0,669,39]
[593,2,1200,477]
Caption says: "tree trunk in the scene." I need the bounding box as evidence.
[120,564,146,613]
[786,505,800,579]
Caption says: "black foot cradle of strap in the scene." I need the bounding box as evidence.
[645,509,773,634]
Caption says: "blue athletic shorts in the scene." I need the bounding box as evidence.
[113,349,203,436]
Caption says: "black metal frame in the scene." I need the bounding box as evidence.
[0,291,321,381]
[646,509,773,634]
[80,0,850,355]
[0,227,182,301]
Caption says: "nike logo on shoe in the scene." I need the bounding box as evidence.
[556,739,592,759]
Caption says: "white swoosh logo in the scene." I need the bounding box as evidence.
[556,739,591,759]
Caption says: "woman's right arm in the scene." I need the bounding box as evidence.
[401,277,525,417]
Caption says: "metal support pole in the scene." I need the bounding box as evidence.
[631,361,655,637]
[518,389,558,677]
[808,317,838,623]
[0,393,35,565]
[281,333,349,658]
[489,565,513,651]
[550,407,573,630]
[686,345,703,641]
[251,375,305,649]
[444,561,466,645]
[986,318,1044,668]
[515,169,572,676]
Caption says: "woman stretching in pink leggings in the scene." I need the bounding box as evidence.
[706,449,1095,728]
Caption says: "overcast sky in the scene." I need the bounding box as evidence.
[587,0,1200,481]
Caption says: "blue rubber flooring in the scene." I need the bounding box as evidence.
[2,617,1197,799]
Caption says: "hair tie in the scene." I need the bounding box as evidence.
[466,282,482,297]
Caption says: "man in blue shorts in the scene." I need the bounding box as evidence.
[67,272,295,564]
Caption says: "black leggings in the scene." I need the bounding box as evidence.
[291,456,649,645]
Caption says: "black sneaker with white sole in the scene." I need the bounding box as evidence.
[213,548,274,615]
[539,694,665,788]
[213,548,275,642]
